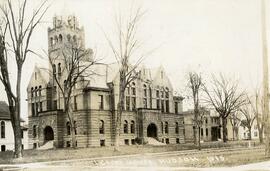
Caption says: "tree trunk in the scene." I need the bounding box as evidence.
[222,117,227,143]
[13,113,22,158]
[198,126,201,150]
[9,104,22,158]
[265,125,270,157]
[265,122,270,157]
[71,124,76,148]
[114,106,121,151]
[65,99,77,148]
[232,126,235,141]
[248,126,252,140]
[259,126,264,143]
[193,126,197,145]
[13,66,23,158]
[193,109,198,145]
[114,76,125,151]
[233,126,239,141]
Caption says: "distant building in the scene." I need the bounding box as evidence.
[236,120,264,140]
[0,101,28,151]
[27,15,185,148]
[182,108,221,143]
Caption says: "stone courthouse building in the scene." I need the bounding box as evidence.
[27,15,185,149]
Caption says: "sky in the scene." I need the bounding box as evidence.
[0,0,268,120]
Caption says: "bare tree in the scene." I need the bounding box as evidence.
[103,6,150,151]
[0,0,48,158]
[248,89,265,143]
[228,112,241,141]
[203,74,246,142]
[239,101,256,140]
[187,72,203,149]
[48,42,97,148]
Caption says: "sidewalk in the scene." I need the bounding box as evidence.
[199,160,270,171]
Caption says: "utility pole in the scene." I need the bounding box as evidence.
[261,0,270,157]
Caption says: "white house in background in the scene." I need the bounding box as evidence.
[238,122,263,140]
[0,101,28,151]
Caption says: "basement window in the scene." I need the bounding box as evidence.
[166,138,169,144]
[66,141,71,147]
[1,145,5,151]
[100,140,105,147]
[176,138,180,144]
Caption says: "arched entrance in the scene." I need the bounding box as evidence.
[147,123,157,138]
[44,126,54,141]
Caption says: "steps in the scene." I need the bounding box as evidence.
[146,137,165,146]
[38,140,54,150]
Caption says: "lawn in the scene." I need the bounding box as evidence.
[0,140,265,166]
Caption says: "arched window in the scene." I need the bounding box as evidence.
[131,82,136,95]
[67,34,71,42]
[52,64,56,75]
[130,120,135,134]
[1,121,5,138]
[165,87,169,98]
[165,100,169,113]
[39,86,42,96]
[35,86,38,97]
[58,63,61,75]
[143,84,147,108]
[99,120,104,134]
[124,120,128,134]
[156,89,160,98]
[59,34,63,42]
[143,84,147,97]
[73,35,77,42]
[32,125,37,138]
[74,121,77,135]
[161,122,164,134]
[63,80,67,89]
[31,87,34,97]
[66,122,71,135]
[161,89,164,98]
[165,122,169,134]
[50,37,53,46]
[54,35,58,43]
[149,87,152,108]
[175,122,179,134]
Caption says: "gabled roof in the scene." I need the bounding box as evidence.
[0,101,26,122]
[83,63,109,88]
[0,101,10,120]
[107,62,120,83]
[27,65,50,89]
